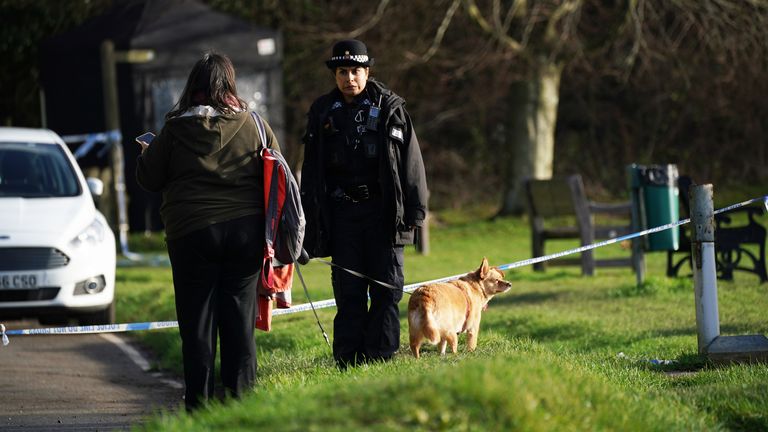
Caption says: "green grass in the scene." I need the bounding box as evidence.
[118,215,768,431]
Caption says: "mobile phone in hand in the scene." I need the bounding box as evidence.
[135,132,155,146]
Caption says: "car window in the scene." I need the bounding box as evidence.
[0,142,81,198]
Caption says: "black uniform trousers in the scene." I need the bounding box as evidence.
[329,196,404,368]
[166,214,263,411]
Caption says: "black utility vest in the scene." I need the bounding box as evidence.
[322,93,380,188]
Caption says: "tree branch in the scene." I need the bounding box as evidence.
[327,0,391,39]
[544,0,582,44]
[420,0,462,62]
[463,0,524,52]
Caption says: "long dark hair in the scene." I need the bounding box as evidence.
[166,52,246,119]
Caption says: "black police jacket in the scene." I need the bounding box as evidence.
[300,79,428,258]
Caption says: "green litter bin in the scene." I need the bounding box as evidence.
[628,164,680,251]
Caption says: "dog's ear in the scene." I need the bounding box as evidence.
[477,257,490,279]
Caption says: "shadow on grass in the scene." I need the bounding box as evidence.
[652,324,753,339]
[483,317,605,347]
[491,290,571,306]
[724,416,768,432]
[482,315,711,357]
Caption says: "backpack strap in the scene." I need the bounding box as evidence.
[253,110,280,290]
[251,111,268,151]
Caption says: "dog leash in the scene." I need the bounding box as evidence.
[293,259,331,349]
[310,257,410,295]
[292,254,411,352]
[295,256,409,352]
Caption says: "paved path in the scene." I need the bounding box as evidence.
[0,320,182,431]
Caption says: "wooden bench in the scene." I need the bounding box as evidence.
[524,175,641,276]
[667,176,767,283]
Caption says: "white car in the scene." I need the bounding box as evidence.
[0,127,116,325]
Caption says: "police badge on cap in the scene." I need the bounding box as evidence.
[325,39,375,69]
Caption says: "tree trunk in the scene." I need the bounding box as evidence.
[498,57,563,215]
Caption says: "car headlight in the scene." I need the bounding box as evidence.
[70,217,107,248]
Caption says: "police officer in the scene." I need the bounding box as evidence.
[301,39,428,369]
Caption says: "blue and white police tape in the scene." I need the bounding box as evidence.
[2,193,766,345]
[1,321,178,346]
[61,129,123,160]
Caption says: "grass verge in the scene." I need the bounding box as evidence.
[118,215,768,431]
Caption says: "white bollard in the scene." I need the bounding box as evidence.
[690,184,720,353]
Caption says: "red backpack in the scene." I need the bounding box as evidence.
[251,112,306,331]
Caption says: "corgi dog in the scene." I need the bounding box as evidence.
[407,258,511,358]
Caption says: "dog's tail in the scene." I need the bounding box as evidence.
[408,299,440,344]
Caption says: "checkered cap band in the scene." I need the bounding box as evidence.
[329,54,369,63]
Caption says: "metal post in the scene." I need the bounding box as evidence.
[690,184,720,353]
[627,164,646,286]
[100,40,140,259]
[99,40,119,234]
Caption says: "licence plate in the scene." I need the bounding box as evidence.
[0,272,42,289]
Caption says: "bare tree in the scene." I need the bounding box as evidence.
[460,0,602,214]
[455,0,768,213]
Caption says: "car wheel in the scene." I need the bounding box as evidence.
[79,302,115,326]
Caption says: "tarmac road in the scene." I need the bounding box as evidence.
[0,320,182,431]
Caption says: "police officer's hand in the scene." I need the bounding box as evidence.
[297,248,311,265]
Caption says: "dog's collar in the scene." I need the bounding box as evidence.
[454,285,472,332]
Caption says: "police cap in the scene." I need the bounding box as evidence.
[325,39,375,69]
